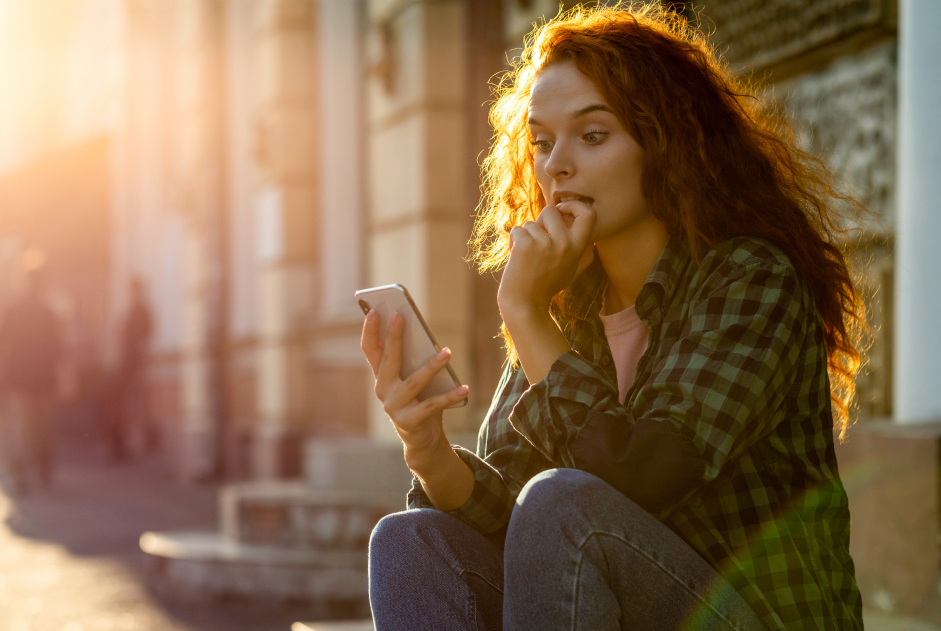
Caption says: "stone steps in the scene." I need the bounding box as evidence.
[139,437,416,604]
[140,529,369,602]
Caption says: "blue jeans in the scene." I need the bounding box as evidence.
[369,468,766,631]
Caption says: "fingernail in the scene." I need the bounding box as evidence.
[366,309,376,321]
[391,311,399,324]
[436,347,451,362]
[456,385,469,395]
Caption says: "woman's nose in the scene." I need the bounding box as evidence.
[543,140,573,179]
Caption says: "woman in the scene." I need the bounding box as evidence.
[362,4,864,630]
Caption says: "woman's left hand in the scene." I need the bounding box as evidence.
[497,200,596,318]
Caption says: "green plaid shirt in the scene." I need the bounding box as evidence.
[408,236,863,630]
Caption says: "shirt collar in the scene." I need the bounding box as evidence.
[567,235,691,323]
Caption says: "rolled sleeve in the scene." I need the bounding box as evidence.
[405,447,518,534]
[508,350,621,467]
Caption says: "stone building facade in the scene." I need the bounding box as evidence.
[82,0,923,482]
[8,0,935,620]
[111,0,511,479]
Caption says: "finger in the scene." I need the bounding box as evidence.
[385,346,453,411]
[534,209,554,231]
[522,221,549,246]
[360,309,382,377]
[509,225,532,250]
[395,384,470,428]
[538,204,569,238]
[556,199,596,247]
[376,311,404,393]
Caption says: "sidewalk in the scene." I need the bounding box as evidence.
[0,420,329,631]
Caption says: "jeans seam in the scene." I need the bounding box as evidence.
[461,568,504,595]
[577,530,743,631]
[572,547,584,631]
[467,586,478,631]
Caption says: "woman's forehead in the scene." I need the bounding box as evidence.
[528,62,609,119]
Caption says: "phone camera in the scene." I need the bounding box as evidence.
[358,300,370,314]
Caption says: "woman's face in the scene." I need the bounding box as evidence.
[528,61,651,243]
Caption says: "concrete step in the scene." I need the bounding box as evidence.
[291,622,374,631]
[304,437,413,503]
[303,434,478,505]
[140,530,370,603]
[219,481,398,549]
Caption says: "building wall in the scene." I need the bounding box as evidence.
[107,0,907,476]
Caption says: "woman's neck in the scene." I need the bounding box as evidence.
[596,215,670,315]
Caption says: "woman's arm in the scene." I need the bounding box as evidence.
[406,435,475,511]
[498,202,596,383]
[360,310,474,511]
[499,306,571,385]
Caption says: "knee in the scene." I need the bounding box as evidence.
[369,509,451,561]
[510,468,607,531]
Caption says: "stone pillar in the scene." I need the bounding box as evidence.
[305,0,370,438]
[252,0,318,477]
[894,0,941,423]
[365,0,471,442]
[175,0,229,480]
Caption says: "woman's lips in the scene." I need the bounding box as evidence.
[556,195,594,206]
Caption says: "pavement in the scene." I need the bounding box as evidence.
[0,412,341,631]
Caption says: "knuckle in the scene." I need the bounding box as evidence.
[403,373,421,392]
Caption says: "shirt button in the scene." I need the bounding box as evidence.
[601,355,611,366]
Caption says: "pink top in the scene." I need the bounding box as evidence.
[598,302,649,404]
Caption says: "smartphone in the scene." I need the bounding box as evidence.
[355,284,468,408]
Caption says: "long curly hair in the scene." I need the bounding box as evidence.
[470,3,865,436]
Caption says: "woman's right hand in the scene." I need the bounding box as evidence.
[360,309,469,470]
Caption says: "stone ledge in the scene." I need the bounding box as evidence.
[140,530,367,569]
[140,530,370,605]
[219,481,399,549]
[291,622,374,631]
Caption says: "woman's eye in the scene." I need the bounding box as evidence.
[584,131,608,144]
[530,139,553,154]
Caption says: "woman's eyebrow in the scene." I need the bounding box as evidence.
[528,103,614,127]
[572,104,614,118]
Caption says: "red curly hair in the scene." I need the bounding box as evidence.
[470,3,865,436]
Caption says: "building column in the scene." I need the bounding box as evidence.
[894,0,941,423]
[252,0,318,477]
[365,0,472,442]
[176,0,230,480]
[305,0,371,438]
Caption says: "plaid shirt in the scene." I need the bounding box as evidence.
[408,236,863,630]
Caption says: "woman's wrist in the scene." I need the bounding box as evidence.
[500,304,571,386]
[499,299,551,333]
[402,428,451,479]
[406,438,475,512]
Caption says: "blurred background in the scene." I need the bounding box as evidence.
[0,1,937,630]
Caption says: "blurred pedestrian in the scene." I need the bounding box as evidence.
[0,253,63,493]
[109,276,154,461]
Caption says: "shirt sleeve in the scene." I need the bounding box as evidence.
[406,361,553,535]
[508,257,809,514]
